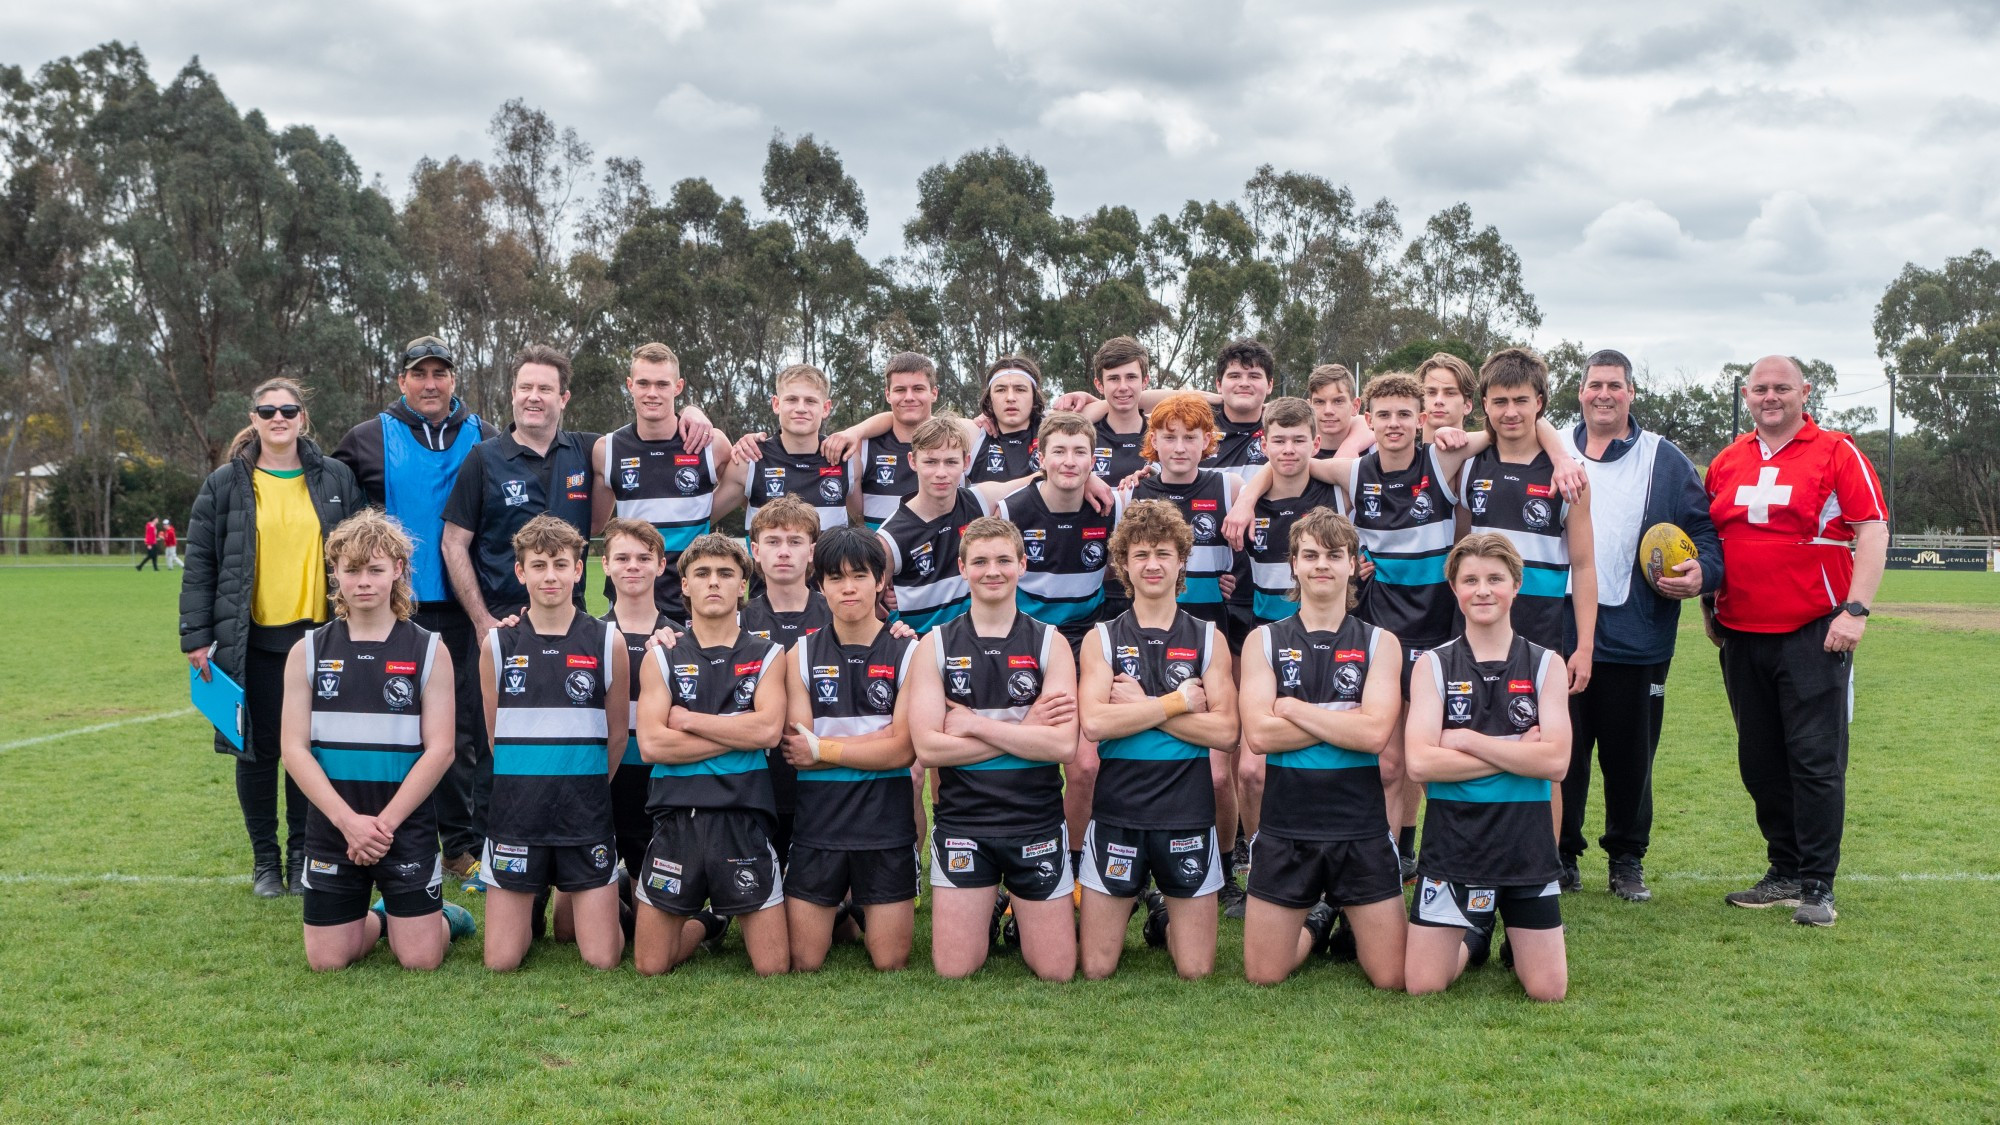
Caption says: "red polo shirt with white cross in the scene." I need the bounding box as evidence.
[1705,415,1886,634]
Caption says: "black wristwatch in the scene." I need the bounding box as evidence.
[1840,601,1870,617]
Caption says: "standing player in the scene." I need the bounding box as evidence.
[1416,352,1478,442]
[477,514,628,972]
[778,527,920,972]
[968,357,1047,485]
[1089,337,1152,487]
[878,417,995,635]
[596,342,741,621]
[828,352,939,530]
[632,535,791,976]
[280,510,475,970]
[740,495,832,866]
[1238,509,1404,988]
[1404,533,1571,1002]
[728,364,851,533]
[1307,364,1374,459]
[1230,398,1345,628]
[600,518,673,889]
[909,518,1080,982]
[1076,500,1235,980]
[1707,355,1886,928]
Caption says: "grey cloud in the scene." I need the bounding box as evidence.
[1388,117,1545,192]
[1665,85,1853,126]
[1572,9,1797,73]
[1926,96,2000,139]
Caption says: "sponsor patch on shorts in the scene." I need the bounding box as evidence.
[651,858,683,875]
[309,859,339,874]
[1105,858,1132,880]
[1106,842,1138,858]
[1168,835,1203,854]
[947,851,974,872]
[494,843,529,856]
[943,837,975,850]
[493,856,528,874]
[1022,840,1058,858]
[1467,888,1496,913]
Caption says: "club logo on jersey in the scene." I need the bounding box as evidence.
[1470,478,1491,515]
[502,479,529,507]
[1411,490,1434,522]
[1115,644,1141,679]
[874,454,898,485]
[1361,483,1382,520]
[813,666,841,704]
[1509,694,1539,730]
[1250,517,1270,554]
[673,663,700,701]
[1190,513,1216,542]
[1522,497,1552,529]
[1278,647,1303,689]
[564,669,596,703]
[985,444,1007,475]
[503,668,527,695]
[730,676,758,710]
[1022,528,1046,563]
[910,541,935,578]
[674,467,700,494]
[316,671,340,698]
[1447,695,1471,724]
[1007,669,1039,703]
[1248,434,1266,463]
[1334,661,1363,699]
[866,677,895,712]
[944,655,971,696]
[590,845,610,869]
[1094,447,1112,475]
[382,675,415,710]
[818,475,844,503]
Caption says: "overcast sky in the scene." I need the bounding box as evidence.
[11,0,2000,418]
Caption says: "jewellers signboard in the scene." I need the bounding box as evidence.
[1887,547,1991,571]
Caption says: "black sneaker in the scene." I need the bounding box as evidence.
[251,861,285,899]
[1398,852,1419,886]
[1141,890,1170,949]
[1724,873,1803,909]
[1230,835,1250,872]
[1499,934,1515,970]
[1304,901,1336,956]
[1219,878,1248,920]
[1792,881,1838,927]
[1464,918,1495,969]
[1608,856,1652,902]
[1325,910,1357,963]
[1558,857,1582,894]
[284,852,306,897]
[696,910,730,953]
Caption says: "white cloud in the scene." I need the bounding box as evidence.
[605,0,711,41]
[1581,200,1692,259]
[1743,191,1830,273]
[652,82,760,132]
[1039,88,1217,157]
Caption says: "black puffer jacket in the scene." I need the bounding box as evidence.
[178,437,364,757]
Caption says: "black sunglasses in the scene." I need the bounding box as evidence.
[403,343,456,366]
[254,404,303,420]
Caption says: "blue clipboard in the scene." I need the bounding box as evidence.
[191,657,247,751]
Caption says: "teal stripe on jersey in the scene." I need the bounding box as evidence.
[1429,772,1550,804]
[797,766,911,783]
[1520,565,1568,599]
[1370,553,1448,586]
[1268,743,1377,771]
[898,598,968,635]
[1098,728,1208,762]
[622,734,643,767]
[658,520,711,552]
[959,754,1047,771]
[1253,589,1299,622]
[312,746,421,783]
[493,743,605,777]
[650,748,768,778]
[1181,574,1222,605]
[1017,587,1102,625]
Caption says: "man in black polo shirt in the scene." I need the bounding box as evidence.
[440,344,610,870]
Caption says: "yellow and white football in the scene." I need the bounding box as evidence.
[1639,522,1698,592]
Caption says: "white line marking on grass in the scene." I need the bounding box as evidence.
[0,708,196,752]
[1655,871,2000,883]
[0,872,247,886]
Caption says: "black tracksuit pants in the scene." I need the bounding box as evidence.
[1717,615,1851,886]
[231,638,308,867]
[1560,659,1670,863]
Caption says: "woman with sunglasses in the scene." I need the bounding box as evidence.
[181,378,366,898]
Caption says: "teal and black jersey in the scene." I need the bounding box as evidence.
[744,437,851,532]
[1092,609,1218,830]
[880,487,991,635]
[1459,448,1571,650]
[969,426,1038,485]
[739,592,832,650]
[603,609,672,768]
[851,432,918,530]
[301,618,441,860]
[792,627,919,851]
[1247,479,1345,626]
[1130,469,1235,626]
[602,424,718,620]
[1418,634,1561,886]
[1350,443,1459,648]
[999,482,1123,646]
[646,631,783,817]
[488,612,618,846]
[1259,614,1388,841]
[1093,418,1147,486]
[932,612,1065,837]
[1205,409,1266,610]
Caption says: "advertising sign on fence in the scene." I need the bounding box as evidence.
[1887,547,1992,571]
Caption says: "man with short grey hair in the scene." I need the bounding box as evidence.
[1554,349,1721,902]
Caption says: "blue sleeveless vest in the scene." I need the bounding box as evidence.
[381,407,481,603]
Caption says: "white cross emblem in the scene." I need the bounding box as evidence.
[1734,466,1792,524]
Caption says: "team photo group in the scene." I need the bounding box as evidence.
[175,329,1888,1000]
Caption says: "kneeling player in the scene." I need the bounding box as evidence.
[910,518,1080,982]
[1238,510,1404,987]
[1077,500,1236,980]
[779,527,919,971]
[478,515,629,971]
[634,535,791,976]
[281,511,474,970]
[1404,533,1571,1001]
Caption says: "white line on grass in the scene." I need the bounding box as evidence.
[0,708,197,753]
[1653,871,2000,883]
[0,872,247,886]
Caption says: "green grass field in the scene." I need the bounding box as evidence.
[2,568,1996,1121]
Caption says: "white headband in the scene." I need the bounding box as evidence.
[987,367,1038,388]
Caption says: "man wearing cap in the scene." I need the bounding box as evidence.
[334,335,496,881]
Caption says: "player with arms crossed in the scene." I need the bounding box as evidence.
[779,526,921,971]
[1238,509,1404,987]
[1404,533,1571,1002]
[1076,500,1235,980]
[477,514,628,971]
[633,535,791,976]
[281,511,476,970]
[909,518,1081,981]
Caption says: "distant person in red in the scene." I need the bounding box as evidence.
[1705,356,1886,929]
[163,519,181,570]
[136,517,162,571]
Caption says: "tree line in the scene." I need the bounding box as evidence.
[2,43,1996,540]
